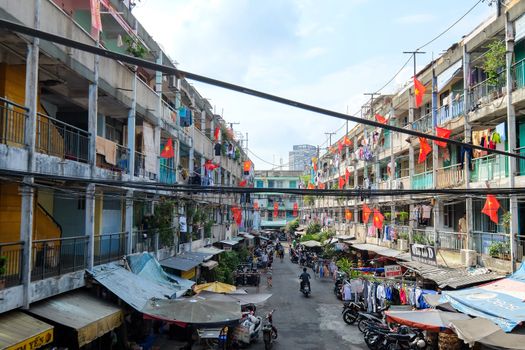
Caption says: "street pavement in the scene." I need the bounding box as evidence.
[247,247,367,350]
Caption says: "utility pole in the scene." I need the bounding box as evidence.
[403,50,425,244]
[324,132,336,148]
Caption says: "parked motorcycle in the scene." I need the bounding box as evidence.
[262,309,278,350]
[235,312,263,346]
[365,326,427,350]
[342,301,365,325]
[333,272,347,300]
[357,307,389,333]
[290,253,299,264]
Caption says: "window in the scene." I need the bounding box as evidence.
[268,180,275,188]
[289,180,297,188]
[275,181,283,188]
[256,180,264,188]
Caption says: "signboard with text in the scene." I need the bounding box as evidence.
[384,265,402,278]
[410,244,437,266]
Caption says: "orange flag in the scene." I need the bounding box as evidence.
[214,127,220,141]
[362,204,372,224]
[345,209,353,221]
[418,137,431,163]
[434,127,451,148]
[481,195,500,224]
[343,136,352,146]
[273,202,279,218]
[318,183,325,190]
[345,168,351,185]
[243,160,252,172]
[414,77,426,108]
[239,179,247,187]
[338,176,345,189]
[293,203,298,217]
[307,183,315,190]
[373,209,384,229]
[375,114,387,124]
[337,140,343,153]
[160,138,175,158]
[253,202,259,210]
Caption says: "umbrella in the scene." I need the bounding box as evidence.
[193,281,237,294]
[302,240,322,248]
[198,291,272,305]
[385,309,471,333]
[142,297,242,325]
[451,317,525,349]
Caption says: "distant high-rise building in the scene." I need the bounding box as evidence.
[288,144,317,171]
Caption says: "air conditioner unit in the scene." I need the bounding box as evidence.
[168,75,177,89]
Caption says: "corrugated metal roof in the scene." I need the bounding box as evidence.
[220,239,239,246]
[90,263,178,311]
[0,311,53,349]
[160,256,201,271]
[178,251,211,262]
[398,260,504,289]
[196,247,225,256]
[351,243,403,258]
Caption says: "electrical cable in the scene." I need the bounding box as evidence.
[1,19,522,161]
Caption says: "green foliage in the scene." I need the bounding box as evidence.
[0,256,7,276]
[124,36,148,58]
[300,175,311,187]
[384,212,392,222]
[306,222,321,235]
[234,148,241,161]
[336,257,352,274]
[285,219,300,234]
[215,248,249,284]
[488,241,510,258]
[397,211,409,224]
[483,40,506,86]
[398,231,409,241]
[502,211,511,233]
[303,195,315,206]
[412,232,427,245]
[204,220,213,238]
[152,199,177,247]
[300,228,334,243]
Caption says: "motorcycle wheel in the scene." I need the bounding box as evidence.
[342,310,358,325]
[364,333,381,350]
[358,319,369,333]
[263,332,272,350]
[386,343,401,350]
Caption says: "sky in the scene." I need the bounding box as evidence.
[133,0,495,170]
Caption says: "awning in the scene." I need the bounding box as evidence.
[335,235,356,241]
[178,251,212,262]
[302,240,322,248]
[220,239,239,246]
[231,237,244,242]
[351,243,403,258]
[198,291,272,305]
[398,260,504,289]
[201,260,219,269]
[160,256,201,271]
[90,263,179,311]
[0,311,54,350]
[385,309,470,333]
[441,263,525,332]
[451,318,525,349]
[239,233,255,240]
[196,246,225,256]
[29,292,123,348]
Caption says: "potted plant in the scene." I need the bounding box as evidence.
[483,40,506,97]
[0,255,7,289]
[397,232,409,251]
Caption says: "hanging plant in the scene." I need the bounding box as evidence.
[125,35,148,58]
[483,40,506,86]
[152,198,177,247]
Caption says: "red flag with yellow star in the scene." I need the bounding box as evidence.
[293,202,298,217]
[481,195,500,224]
[338,176,345,189]
[160,138,174,158]
[345,209,353,221]
[273,202,279,218]
[362,204,372,224]
[375,114,387,124]
[373,209,384,229]
[414,77,426,108]
[418,137,431,163]
[434,127,451,148]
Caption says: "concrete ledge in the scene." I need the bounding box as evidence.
[30,270,86,304]
[481,255,513,274]
[0,285,24,313]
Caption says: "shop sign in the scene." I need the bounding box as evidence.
[410,244,437,266]
[7,329,53,350]
[179,216,187,233]
[384,265,402,278]
[516,14,525,42]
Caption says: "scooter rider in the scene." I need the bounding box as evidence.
[299,268,311,291]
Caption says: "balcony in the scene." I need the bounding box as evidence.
[0,97,26,147]
[0,241,23,290]
[411,113,432,133]
[436,230,465,251]
[469,73,506,111]
[93,232,128,266]
[412,171,433,190]
[436,163,464,188]
[159,157,177,184]
[472,231,509,256]
[518,146,525,176]
[512,58,525,90]
[31,236,88,282]
[470,154,508,183]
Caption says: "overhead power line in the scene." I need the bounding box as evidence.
[1,18,524,161]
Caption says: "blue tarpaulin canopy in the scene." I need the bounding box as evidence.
[441,263,525,332]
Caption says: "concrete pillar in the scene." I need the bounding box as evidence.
[353,135,359,235]
[154,125,161,178]
[127,70,137,179]
[431,69,440,247]
[20,0,40,309]
[389,106,395,230]
[85,184,95,270]
[506,12,518,271]
[125,190,134,254]
[462,44,475,253]
[408,92,415,182]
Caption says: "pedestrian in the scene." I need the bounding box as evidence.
[267,269,273,288]
[261,251,268,270]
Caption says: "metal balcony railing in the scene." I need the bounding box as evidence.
[469,73,506,110]
[131,229,158,254]
[36,113,90,163]
[31,236,88,282]
[94,232,128,266]
[470,154,508,183]
[411,112,432,133]
[436,163,464,188]
[412,171,433,190]
[517,145,525,176]
[436,230,466,251]
[472,231,509,256]
[0,97,27,147]
[0,241,24,289]
[512,58,525,90]
[134,151,146,177]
